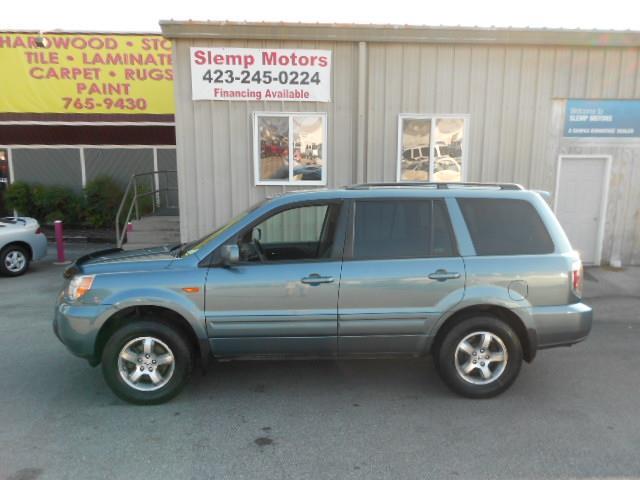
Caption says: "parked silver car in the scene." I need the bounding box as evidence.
[53,183,592,404]
[0,217,48,276]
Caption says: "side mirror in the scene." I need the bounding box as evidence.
[220,244,239,265]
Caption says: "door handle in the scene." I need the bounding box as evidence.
[428,269,461,281]
[301,273,335,285]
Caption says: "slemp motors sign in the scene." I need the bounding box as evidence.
[190,47,331,102]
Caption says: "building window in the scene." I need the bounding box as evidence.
[253,112,327,186]
[397,115,467,183]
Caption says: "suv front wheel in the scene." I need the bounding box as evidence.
[436,316,523,398]
[101,321,193,405]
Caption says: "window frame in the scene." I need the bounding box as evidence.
[344,198,459,261]
[253,112,328,186]
[220,199,347,265]
[396,113,470,183]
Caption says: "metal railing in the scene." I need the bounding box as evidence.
[115,170,178,248]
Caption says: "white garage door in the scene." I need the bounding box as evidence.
[554,155,611,265]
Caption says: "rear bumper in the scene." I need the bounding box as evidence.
[31,233,48,261]
[532,302,593,349]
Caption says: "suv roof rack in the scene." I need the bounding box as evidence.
[346,182,525,191]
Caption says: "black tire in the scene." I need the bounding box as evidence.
[436,316,523,399]
[101,320,193,405]
[0,244,30,277]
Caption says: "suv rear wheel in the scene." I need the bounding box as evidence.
[101,321,193,405]
[436,316,523,398]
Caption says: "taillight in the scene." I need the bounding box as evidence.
[35,227,42,235]
[571,260,583,298]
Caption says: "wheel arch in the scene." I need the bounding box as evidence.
[431,304,537,363]
[94,305,209,370]
[1,241,33,260]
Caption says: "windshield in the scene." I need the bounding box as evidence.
[178,200,268,257]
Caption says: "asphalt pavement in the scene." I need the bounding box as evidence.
[1,243,639,480]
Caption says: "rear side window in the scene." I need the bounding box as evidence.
[458,198,554,255]
[353,199,456,259]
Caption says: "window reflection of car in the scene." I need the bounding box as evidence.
[272,165,291,179]
[272,164,321,181]
[261,141,287,157]
[293,164,321,181]
[444,142,462,158]
[401,145,430,179]
[402,145,430,161]
[433,157,461,182]
[302,143,321,160]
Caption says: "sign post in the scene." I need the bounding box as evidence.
[53,220,70,265]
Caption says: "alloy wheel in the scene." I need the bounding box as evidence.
[4,250,26,273]
[454,331,508,385]
[117,336,176,392]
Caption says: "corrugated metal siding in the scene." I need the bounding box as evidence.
[84,148,154,188]
[172,38,640,263]
[364,44,640,190]
[172,39,358,242]
[12,148,82,190]
[156,148,178,207]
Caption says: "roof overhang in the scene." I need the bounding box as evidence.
[159,20,640,47]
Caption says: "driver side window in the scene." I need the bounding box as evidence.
[238,203,340,263]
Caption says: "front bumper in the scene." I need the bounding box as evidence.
[533,302,593,349]
[53,300,113,362]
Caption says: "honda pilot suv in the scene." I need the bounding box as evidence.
[53,183,592,404]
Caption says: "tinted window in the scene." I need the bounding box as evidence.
[353,200,455,259]
[239,203,341,262]
[458,198,554,255]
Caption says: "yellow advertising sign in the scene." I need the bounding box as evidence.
[0,33,175,115]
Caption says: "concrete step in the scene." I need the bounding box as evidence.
[128,224,180,234]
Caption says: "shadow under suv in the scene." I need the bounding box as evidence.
[54,182,592,404]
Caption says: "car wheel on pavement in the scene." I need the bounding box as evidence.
[101,320,193,405]
[0,244,30,276]
[436,316,523,398]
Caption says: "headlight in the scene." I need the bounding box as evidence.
[67,275,95,301]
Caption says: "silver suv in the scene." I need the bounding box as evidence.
[53,183,592,404]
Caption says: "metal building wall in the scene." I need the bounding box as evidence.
[171,34,640,263]
[554,141,640,265]
[171,38,358,242]
[364,44,640,189]
[84,148,155,187]
[157,148,179,207]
